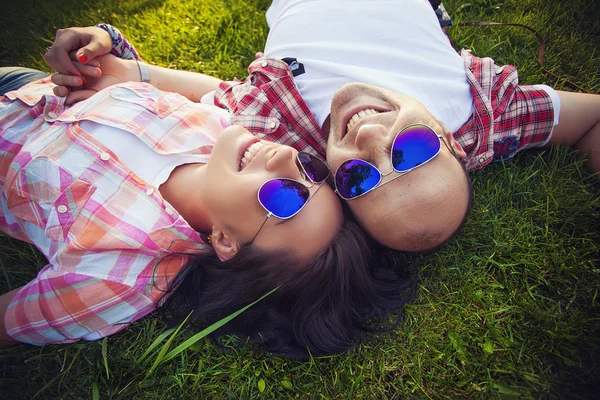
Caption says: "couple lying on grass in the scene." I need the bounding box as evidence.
[0,0,598,358]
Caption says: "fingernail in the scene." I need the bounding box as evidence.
[78,54,87,63]
[72,77,79,85]
[82,77,87,85]
[93,69,100,77]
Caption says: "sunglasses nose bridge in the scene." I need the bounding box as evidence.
[297,152,331,184]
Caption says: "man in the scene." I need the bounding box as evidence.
[41,0,600,251]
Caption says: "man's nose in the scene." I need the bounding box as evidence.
[355,123,388,151]
[354,123,393,170]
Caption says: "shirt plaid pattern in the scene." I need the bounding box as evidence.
[215,58,328,159]
[454,50,555,171]
[214,53,555,171]
[0,80,223,345]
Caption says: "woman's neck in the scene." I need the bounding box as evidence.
[158,163,212,233]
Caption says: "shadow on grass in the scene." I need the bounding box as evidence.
[0,0,167,68]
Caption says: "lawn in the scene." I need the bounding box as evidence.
[1,0,599,398]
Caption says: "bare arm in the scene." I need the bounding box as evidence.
[0,287,22,348]
[547,91,600,173]
[53,55,223,104]
[146,63,223,103]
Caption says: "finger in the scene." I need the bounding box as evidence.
[51,73,85,88]
[52,85,71,97]
[65,89,97,105]
[45,46,81,77]
[255,52,264,59]
[75,38,110,65]
[68,52,102,74]
[72,60,102,79]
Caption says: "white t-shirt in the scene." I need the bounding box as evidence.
[263,0,474,132]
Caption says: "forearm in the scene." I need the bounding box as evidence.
[547,91,600,173]
[0,287,22,348]
[146,64,223,103]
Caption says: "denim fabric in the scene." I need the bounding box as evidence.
[0,67,50,95]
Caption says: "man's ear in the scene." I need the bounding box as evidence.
[442,129,467,160]
[210,228,240,262]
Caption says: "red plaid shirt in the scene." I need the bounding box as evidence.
[215,52,555,171]
[215,58,328,159]
[454,50,555,170]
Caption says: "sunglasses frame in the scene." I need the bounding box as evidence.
[251,152,330,244]
[334,123,446,200]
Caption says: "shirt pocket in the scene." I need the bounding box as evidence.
[6,156,96,242]
[109,84,188,118]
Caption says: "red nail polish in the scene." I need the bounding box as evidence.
[82,77,87,85]
[78,54,87,63]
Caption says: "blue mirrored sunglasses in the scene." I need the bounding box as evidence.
[251,152,330,243]
[334,124,444,200]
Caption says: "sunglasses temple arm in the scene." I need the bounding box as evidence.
[251,212,272,244]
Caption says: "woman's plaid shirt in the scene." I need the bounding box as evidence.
[0,80,221,345]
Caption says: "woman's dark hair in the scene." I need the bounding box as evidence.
[158,210,419,359]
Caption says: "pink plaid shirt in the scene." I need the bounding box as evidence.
[215,53,555,170]
[0,80,224,345]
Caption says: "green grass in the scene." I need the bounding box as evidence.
[1,0,599,398]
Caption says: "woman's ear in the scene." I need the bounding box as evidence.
[210,228,240,261]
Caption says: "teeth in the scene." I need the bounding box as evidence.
[239,141,265,170]
[346,108,379,133]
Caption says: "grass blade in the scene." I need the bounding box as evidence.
[101,337,109,380]
[136,327,176,367]
[92,382,99,400]
[145,312,192,378]
[161,287,278,363]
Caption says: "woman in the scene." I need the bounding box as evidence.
[0,64,418,358]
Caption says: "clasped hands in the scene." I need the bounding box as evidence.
[45,26,141,104]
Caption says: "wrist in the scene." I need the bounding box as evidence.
[136,60,150,83]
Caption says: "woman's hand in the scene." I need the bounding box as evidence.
[44,26,112,77]
[52,54,140,105]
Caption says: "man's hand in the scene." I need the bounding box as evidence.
[52,54,140,105]
[44,26,112,77]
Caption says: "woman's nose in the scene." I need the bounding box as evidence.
[265,146,302,179]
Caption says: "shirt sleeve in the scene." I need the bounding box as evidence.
[4,259,156,345]
[492,84,556,159]
[96,24,140,60]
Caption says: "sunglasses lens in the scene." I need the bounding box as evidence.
[297,152,330,183]
[335,159,381,199]
[258,179,310,218]
[392,125,441,172]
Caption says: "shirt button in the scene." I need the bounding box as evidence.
[261,61,268,68]
[269,121,277,129]
[481,109,488,115]
[48,111,58,119]
[57,205,68,214]
[146,187,154,195]
[100,152,111,161]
